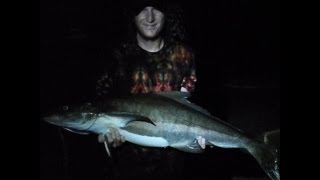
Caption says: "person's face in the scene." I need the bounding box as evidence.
[134,6,165,39]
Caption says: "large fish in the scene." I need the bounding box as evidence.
[43,91,280,180]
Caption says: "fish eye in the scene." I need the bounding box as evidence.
[62,105,69,111]
[84,112,95,120]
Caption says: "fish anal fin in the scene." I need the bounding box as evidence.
[196,136,206,149]
[171,137,206,153]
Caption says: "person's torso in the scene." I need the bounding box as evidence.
[118,43,194,94]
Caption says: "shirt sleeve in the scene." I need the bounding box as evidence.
[180,48,197,93]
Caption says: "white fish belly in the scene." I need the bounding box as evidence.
[119,129,169,147]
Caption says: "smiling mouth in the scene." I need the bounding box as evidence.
[143,23,157,27]
[144,25,158,29]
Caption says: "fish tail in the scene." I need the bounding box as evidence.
[247,141,280,180]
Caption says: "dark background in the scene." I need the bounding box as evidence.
[40,0,280,179]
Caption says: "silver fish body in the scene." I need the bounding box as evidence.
[43,92,280,180]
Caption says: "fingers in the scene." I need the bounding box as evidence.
[98,134,105,143]
[106,130,114,144]
[111,128,119,147]
[99,128,126,148]
[112,128,126,147]
[120,134,125,143]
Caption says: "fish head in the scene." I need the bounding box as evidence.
[43,102,99,131]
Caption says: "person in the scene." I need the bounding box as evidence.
[95,0,197,178]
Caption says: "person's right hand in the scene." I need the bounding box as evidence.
[98,127,125,147]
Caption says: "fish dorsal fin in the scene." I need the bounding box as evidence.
[105,112,156,127]
[154,91,212,117]
[155,91,191,99]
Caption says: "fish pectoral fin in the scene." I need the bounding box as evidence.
[108,112,156,127]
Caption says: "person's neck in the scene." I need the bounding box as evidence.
[136,34,164,52]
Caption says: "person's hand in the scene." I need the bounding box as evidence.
[98,127,125,147]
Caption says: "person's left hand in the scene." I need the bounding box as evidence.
[98,127,125,147]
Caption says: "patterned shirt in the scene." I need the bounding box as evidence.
[96,41,197,96]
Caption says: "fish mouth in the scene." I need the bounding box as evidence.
[43,115,63,126]
[43,113,94,131]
